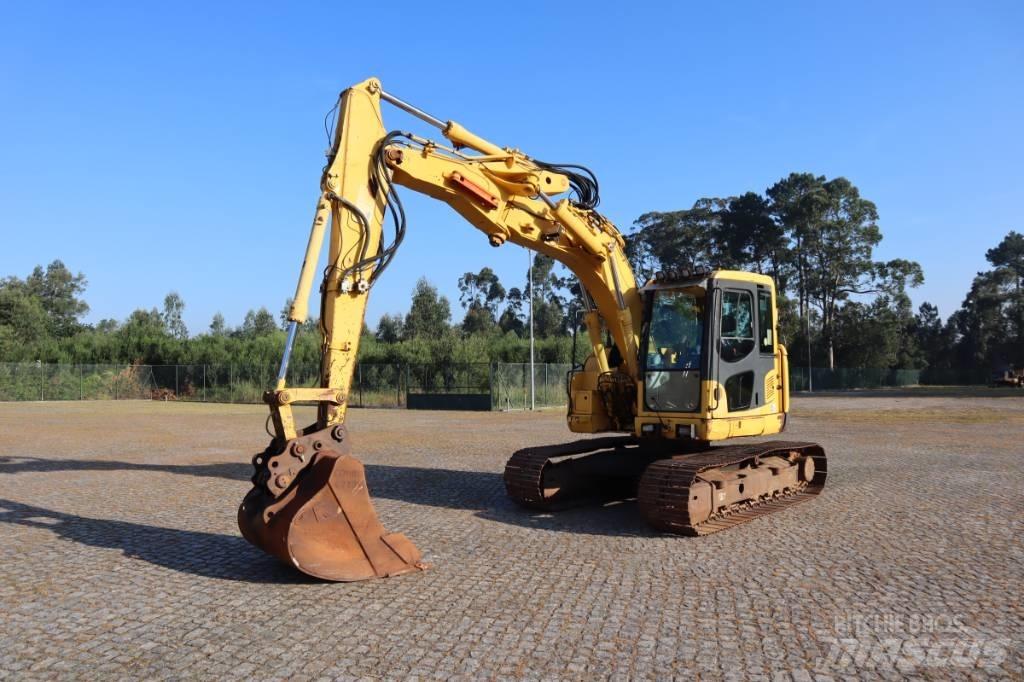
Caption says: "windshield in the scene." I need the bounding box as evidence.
[642,289,704,412]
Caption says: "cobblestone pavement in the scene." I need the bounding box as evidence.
[0,395,1021,680]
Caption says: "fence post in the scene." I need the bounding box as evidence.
[175,365,179,398]
[522,364,527,410]
[358,363,363,408]
[80,364,83,400]
[39,362,44,401]
[203,364,207,402]
[488,362,494,410]
[229,364,234,403]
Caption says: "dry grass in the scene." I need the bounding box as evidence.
[795,406,1024,425]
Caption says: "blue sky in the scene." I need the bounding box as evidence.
[1,1,1021,335]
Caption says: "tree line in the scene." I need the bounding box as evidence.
[626,173,1021,378]
[1,171,1021,379]
[0,259,579,369]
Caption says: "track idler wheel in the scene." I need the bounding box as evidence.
[238,425,424,582]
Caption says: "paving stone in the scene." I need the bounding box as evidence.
[0,398,1020,679]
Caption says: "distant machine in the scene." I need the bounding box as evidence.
[237,78,828,581]
[993,367,1024,387]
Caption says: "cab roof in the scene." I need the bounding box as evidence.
[640,268,775,292]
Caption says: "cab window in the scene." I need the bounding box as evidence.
[645,290,703,370]
[757,290,774,354]
[642,289,704,413]
[720,290,755,363]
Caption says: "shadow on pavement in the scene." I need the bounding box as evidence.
[0,456,659,539]
[0,497,315,584]
[363,464,658,538]
[0,456,251,480]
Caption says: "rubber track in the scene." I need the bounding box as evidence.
[637,440,827,536]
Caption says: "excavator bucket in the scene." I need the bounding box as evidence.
[238,425,424,582]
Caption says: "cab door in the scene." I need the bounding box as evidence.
[710,279,776,414]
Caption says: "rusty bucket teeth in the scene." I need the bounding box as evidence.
[239,430,423,582]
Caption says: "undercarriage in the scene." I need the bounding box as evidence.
[504,438,827,535]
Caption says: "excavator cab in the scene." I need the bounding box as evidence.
[630,270,788,441]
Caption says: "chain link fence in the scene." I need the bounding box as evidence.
[492,363,572,410]
[0,362,572,409]
[0,362,996,407]
[788,367,922,391]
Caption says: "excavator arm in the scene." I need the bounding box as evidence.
[239,77,647,582]
[266,77,642,444]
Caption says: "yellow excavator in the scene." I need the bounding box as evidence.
[238,78,827,581]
